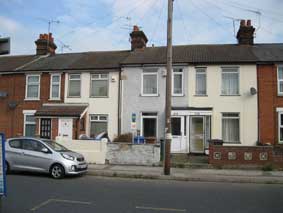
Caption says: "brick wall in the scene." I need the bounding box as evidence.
[258,64,283,145]
[0,72,65,138]
[209,144,283,168]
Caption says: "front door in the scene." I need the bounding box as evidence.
[190,116,204,153]
[171,116,187,153]
[40,118,51,139]
[58,118,73,139]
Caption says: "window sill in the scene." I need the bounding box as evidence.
[220,94,241,96]
[194,94,208,97]
[67,96,81,98]
[223,142,241,144]
[140,94,159,97]
[90,96,109,98]
[24,98,40,101]
[172,94,185,97]
[49,98,61,101]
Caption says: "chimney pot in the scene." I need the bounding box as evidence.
[236,19,255,45]
[247,20,251,26]
[35,33,57,55]
[240,20,246,26]
[130,25,148,51]
[133,25,140,32]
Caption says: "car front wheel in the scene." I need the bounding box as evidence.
[50,164,65,179]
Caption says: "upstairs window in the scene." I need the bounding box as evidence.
[142,69,158,96]
[222,113,240,143]
[26,75,40,99]
[195,68,207,96]
[50,74,61,100]
[173,68,183,96]
[221,67,239,95]
[277,66,283,95]
[68,74,81,97]
[91,74,108,97]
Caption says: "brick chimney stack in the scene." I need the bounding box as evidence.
[130,25,148,51]
[35,33,57,55]
[236,19,255,45]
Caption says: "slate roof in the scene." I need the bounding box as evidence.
[122,44,258,65]
[21,50,130,71]
[0,55,39,72]
[35,104,88,117]
[1,43,283,73]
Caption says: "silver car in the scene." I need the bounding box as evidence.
[5,137,88,179]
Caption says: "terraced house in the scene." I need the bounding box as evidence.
[0,20,283,154]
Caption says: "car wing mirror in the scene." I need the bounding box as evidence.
[41,147,49,153]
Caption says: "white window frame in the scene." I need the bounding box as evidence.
[221,112,240,143]
[50,73,61,100]
[141,113,158,138]
[23,110,36,137]
[25,74,40,100]
[141,70,158,96]
[172,68,184,96]
[89,114,108,137]
[90,74,109,97]
[278,111,283,144]
[221,67,240,96]
[68,74,81,97]
[277,66,283,96]
[195,67,207,96]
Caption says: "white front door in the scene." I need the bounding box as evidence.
[171,116,187,153]
[58,118,73,139]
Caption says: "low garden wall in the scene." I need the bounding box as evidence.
[209,144,283,169]
[106,143,160,166]
[56,137,107,164]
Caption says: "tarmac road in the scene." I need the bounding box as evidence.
[1,173,283,213]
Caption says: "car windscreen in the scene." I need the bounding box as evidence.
[42,140,69,152]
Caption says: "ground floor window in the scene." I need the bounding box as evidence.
[40,118,51,139]
[278,112,283,144]
[141,112,157,138]
[24,113,36,137]
[222,113,240,143]
[90,114,108,138]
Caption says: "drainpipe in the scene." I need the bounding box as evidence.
[117,68,122,136]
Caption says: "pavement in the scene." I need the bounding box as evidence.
[87,164,283,184]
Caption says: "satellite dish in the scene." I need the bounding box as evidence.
[250,87,257,95]
[0,37,10,55]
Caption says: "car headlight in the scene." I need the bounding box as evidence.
[61,153,75,161]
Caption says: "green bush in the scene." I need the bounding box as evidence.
[262,164,273,171]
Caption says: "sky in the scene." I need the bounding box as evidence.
[0,0,283,55]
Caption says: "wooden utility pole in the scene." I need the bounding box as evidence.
[164,0,173,175]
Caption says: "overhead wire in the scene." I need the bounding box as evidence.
[176,0,191,44]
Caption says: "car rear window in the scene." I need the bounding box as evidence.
[9,140,22,149]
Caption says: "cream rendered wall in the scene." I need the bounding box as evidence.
[64,72,119,140]
[188,65,258,146]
